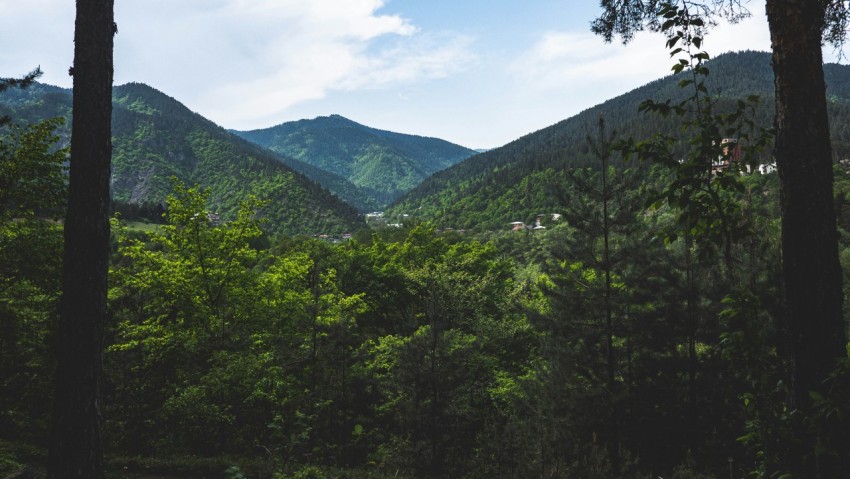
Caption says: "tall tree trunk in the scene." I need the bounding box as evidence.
[766,1,846,476]
[47,1,114,478]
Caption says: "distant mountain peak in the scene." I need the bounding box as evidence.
[233,115,477,208]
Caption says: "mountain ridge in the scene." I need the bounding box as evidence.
[386,50,850,230]
[1,81,366,234]
[232,114,476,207]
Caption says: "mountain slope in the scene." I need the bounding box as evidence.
[233,115,476,207]
[387,50,850,231]
[0,82,365,235]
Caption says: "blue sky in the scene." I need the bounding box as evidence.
[0,1,787,149]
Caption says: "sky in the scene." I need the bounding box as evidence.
[0,0,824,149]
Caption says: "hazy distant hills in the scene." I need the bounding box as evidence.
[387,51,850,231]
[0,82,364,234]
[233,115,477,207]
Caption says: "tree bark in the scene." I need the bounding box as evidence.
[766,0,847,476]
[47,1,114,478]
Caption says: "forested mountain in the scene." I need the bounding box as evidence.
[388,50,850,230]
[0,82,365,234]
[233,115,477,207]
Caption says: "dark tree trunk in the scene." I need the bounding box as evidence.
[47,1,114,478]
[766,0,847,476]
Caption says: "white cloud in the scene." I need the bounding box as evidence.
[0,0,475,128]
[510,30,671,95]
[707,15,771,56]
[222,0,416,40]
[0,0,74,85]
[0,0,71,18]
[509,15,772,108]
[336,32,476,90]
[108,0,475,128]
[197,30,476,128]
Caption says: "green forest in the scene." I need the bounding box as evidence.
[4,78,850,479]
[3,2,850,479]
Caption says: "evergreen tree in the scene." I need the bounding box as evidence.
[593,1,849,475]
[538,115,648,476]
[0,68,41,126]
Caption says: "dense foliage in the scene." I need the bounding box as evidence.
[0,119,66,455]
[3,115,848,478]
[3,50,850,478]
